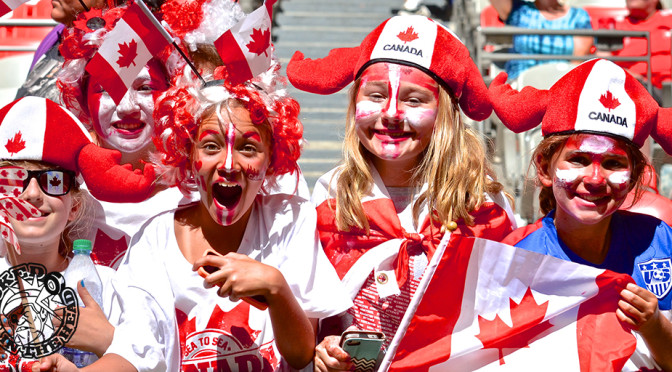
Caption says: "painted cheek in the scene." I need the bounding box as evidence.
[403,107,437,129]
[355,101,382,122]
[608,170,631,194]
[95,95,117,139]
[245,164,265,181]
[554,168,581,189]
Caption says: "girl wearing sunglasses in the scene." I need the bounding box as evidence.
[0,97,118,371]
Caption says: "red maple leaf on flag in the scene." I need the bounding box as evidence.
[49,176,61,187]
[246,27,271,57]
[5,132,26,155]
[599,90,620,111]
[117,40,138,68]
[397,26,419,43]
[475,287,553,365]
[0,170,7,177]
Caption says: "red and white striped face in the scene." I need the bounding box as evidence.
[191,105,270,227]
[86,59,167,155]
[3,164,75,249]
[355,62,438,174]
[546,134,632,226]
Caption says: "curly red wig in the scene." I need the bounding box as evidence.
[153,63,303,195]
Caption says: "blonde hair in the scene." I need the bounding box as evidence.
[333,76,505,232]
[0,161,89,258]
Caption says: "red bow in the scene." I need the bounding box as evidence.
[317,198,442,288]
[317,197,513,288]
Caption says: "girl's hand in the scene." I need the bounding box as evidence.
[193,252,286,304]
[52,281,114,357]
[314,335,353,372]
[31,353,79,372]
[616,282,661,334]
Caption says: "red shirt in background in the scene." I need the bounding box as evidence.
[613,10,672,89]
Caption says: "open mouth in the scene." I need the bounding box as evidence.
[212,183,242,210]
[112,120,146,135]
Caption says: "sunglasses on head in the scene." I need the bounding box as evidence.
[0,167,76,197]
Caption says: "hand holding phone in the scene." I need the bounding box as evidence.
[197,249,269,310]
[339,330,385,372]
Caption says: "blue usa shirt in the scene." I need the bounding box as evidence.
[506,210,672,310]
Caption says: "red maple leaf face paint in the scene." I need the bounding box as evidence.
[355,62,438,174]
[192,104,270,227]
[549,134,632,226]
[8,164,74,248]
[87,58,168,155]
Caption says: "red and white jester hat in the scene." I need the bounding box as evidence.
[286,15,492,121]
[489,59,672,154]
[0,97,156,202]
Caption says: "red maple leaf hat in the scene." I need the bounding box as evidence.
[0,97,156,203]
[286,15,492,121]
[489,58,672,154]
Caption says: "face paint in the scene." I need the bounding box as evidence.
[193,105,271,227]
[578,135,615,154]
[224,121,235,172]
[550,134,633,226]
[354,62,439,174]
[355,101,382,121]
[608,170,631,189]
[87,59,168,155]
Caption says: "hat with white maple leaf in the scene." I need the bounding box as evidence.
[286,15,492,121]
[0,97,157,202]
[489,58,672,154]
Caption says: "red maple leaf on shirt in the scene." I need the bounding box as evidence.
[475,287,553,365]
[246,27,271,57]
[49,176,61,187]
[599,90,620,111]
[5,132,26,155]
[117,40,138,68]
[397,26,419,43]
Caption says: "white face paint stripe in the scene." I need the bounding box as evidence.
[225,121,235,171]
[385,64,401,118]
[608,171,630,185]
[356,101,382,120]
[578,136,613,154]
[555,168,581,183]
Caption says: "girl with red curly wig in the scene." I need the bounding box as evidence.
[36,61,351,371]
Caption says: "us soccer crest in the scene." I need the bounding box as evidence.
[637,258,672,299]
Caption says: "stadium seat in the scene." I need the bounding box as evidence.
[0,54,33,106]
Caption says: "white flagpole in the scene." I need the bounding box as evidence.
[378,230,453,371]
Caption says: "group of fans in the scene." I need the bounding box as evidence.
[0,0,670,371]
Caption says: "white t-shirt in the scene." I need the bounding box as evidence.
[80,186,195,269]
[106,194,352,371]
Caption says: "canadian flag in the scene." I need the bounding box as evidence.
[0,0,29,18]
[85,0,171,104]
[0,191,41,255]
[214,0,276,85]
[381,235,638,371]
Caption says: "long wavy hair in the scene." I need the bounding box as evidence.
[532,133,647,215]
[332,75,505,232]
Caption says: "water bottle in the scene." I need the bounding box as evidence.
[60,239,103,367]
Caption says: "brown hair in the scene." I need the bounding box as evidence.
[0,161,88,258]
[332,75,506,232]
[532,133,647,215]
